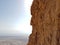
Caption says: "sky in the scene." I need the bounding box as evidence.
[0,0,33,36]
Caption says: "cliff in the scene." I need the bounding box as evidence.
[27,0,60,45]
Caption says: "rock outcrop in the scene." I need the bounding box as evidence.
[27,0,60,45]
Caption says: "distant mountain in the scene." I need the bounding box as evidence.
[0,35,28,42]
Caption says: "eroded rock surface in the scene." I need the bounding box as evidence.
[27,0,60,45]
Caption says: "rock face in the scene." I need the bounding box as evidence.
[27,0,60,45]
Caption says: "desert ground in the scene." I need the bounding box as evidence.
[0,36,28,45]
[0,39,27,45]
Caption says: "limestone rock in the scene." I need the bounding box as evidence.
[27,0,60,45]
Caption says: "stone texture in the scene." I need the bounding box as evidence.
[27,0,60,45]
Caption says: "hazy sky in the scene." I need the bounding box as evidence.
[0,0,33,36]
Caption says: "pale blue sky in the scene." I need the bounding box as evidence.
[0,0,32,36]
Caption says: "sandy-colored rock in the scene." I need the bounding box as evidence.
[27,0,60,45]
